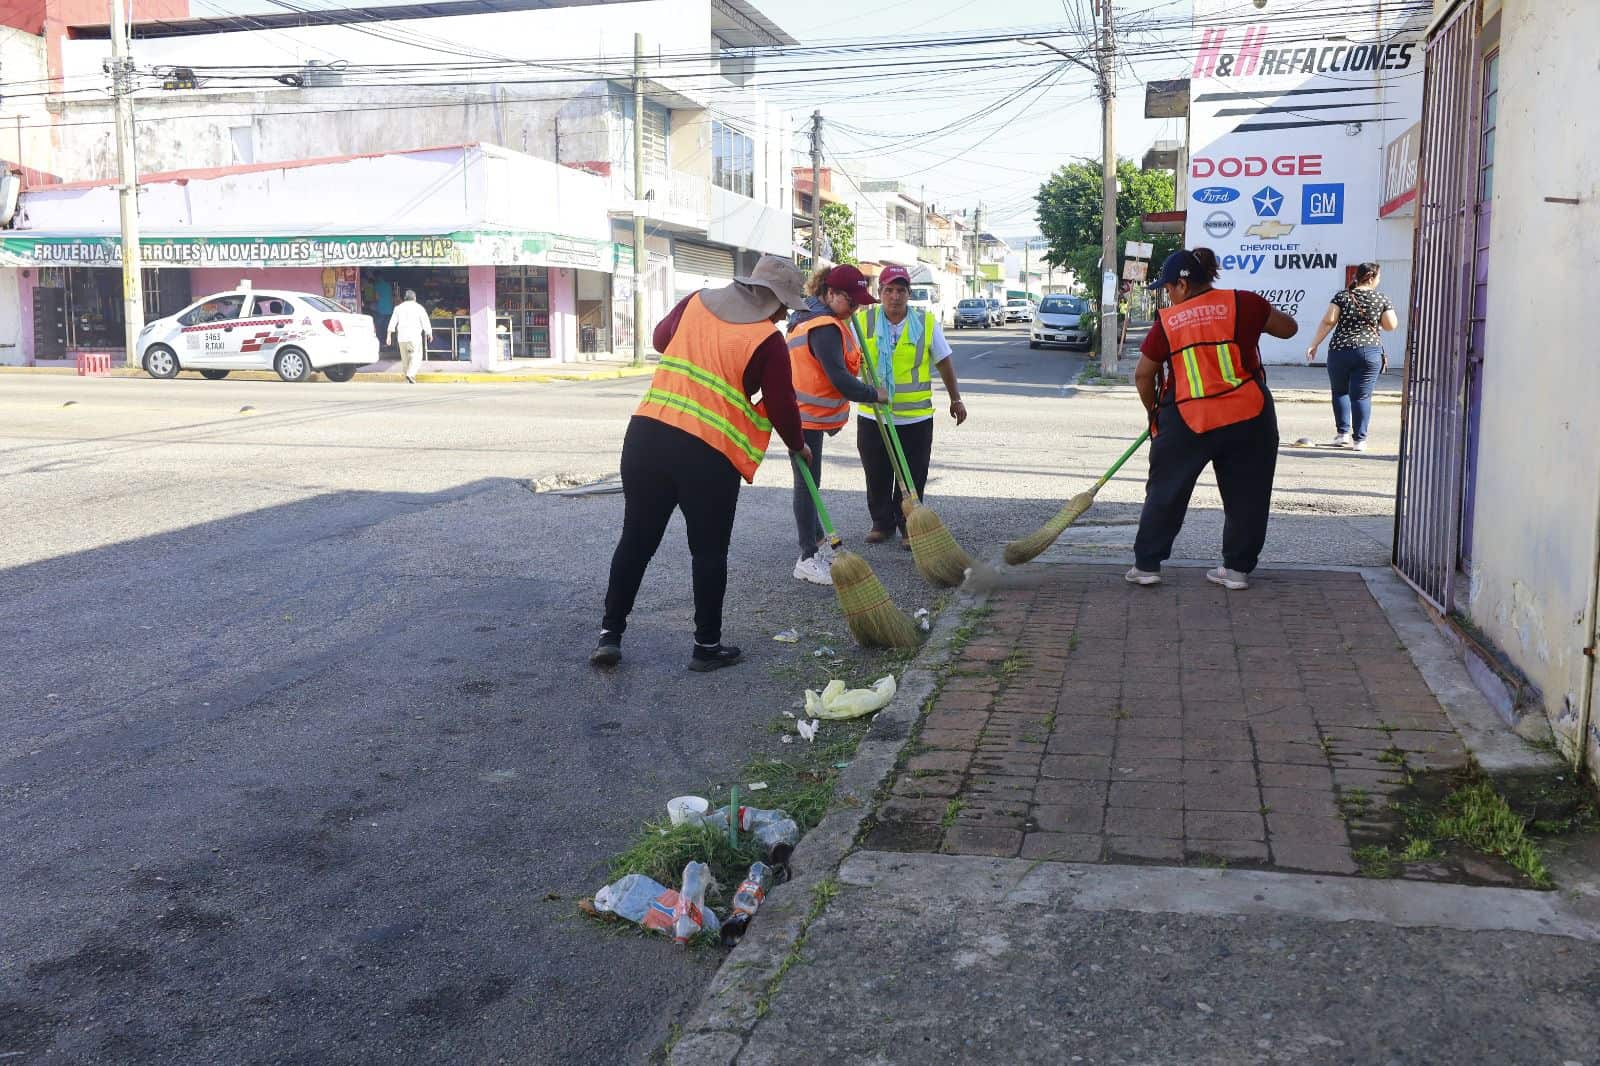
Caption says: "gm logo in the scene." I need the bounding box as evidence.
[1302,183,1345,225]
[1192,186,1239,205]
[1203,211,1235,238]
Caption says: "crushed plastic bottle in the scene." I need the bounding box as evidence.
[673,861,716,944]
[720,862,775,946]
[590,867,720,941]
[704,806,802,867]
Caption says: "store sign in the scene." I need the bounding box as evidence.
[1187,0,1423,364]
[0,231,631,273]
[1380,121,1421,217]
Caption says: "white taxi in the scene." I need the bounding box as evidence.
[138,283,379,382]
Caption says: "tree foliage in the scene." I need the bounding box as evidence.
[1035,159,1180,294]
[805,202,857,265]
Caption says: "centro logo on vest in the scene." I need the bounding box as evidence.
[1165,303,1231,331]
[1191,155,1323,179]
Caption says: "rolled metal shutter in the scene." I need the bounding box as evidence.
[674,241,736,284]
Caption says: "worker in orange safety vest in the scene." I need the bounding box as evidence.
[1128,247,1300,591]
[784,264,886,588]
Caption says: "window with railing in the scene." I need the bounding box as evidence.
[712,121,754,198]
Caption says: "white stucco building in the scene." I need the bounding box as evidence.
[0,0,797,366]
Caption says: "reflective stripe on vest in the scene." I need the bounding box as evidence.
[635,293,775,482]
[852,308,934,420]
[787,313,864,431]
[1157,289,1265,435]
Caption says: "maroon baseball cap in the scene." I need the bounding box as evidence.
[824,264,878,305]
[878,264,911,289]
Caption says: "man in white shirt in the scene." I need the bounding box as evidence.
[385,289,433,384]
[851,265,967,546]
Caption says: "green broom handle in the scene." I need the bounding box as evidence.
[791,452,842,547]
[1094,429,1152,490]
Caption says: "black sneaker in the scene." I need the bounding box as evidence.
[687,643,742,672]
[589,634,622,668]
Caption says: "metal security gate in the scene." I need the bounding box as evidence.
[1393,0,1480,611]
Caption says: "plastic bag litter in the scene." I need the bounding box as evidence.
[796,718,819,743]
[773,629,800,643]
[803,675,897,720]
[589,864,721,941]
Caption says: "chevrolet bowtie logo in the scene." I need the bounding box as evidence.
[1245,220,1295,239]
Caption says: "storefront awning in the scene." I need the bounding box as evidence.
[0,229,630,273]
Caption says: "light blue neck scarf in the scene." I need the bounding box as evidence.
[868,307,925,402]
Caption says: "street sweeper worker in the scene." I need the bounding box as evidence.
[1127,247,1298,591]
[591,255,812,672]
[851,264,967,549]
[785,264,887,587]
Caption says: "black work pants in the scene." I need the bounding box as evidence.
[856,415,932,535]
[1134,396,1279,574]
[790,428,827,559]
[601,416,742,646]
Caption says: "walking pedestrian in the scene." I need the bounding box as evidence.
[851,264,967,548]
[386,289,433,383]
[1303,262,1398,451]
[1129,248,1299,591]
[1117,286,1131,348]
[786,264,886,586]
[591,256,811,672]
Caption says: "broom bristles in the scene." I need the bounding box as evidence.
[1003,490,1096,566]
[906,504,972,587]
[830,549,922,649]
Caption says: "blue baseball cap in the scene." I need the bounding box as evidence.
[1148,249,1202,290]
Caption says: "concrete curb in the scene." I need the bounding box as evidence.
[669,586,987,1066]
[1361,568,1567,787]
[838,850,1600,941]
[0,366,654,384]
[1066,380,1402,406]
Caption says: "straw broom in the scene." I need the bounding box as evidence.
[793,455,921,650]
[1003,429,1151,566]
[859,353,972,587]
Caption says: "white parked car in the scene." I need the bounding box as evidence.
[138,285,379,382]
[1003,298,1035,323]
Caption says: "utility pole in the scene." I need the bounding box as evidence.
[108,0,143,368]
[970,201,982,296]
[631,33,646,367]
[1097,0,1119,375]
[809,110,824,266]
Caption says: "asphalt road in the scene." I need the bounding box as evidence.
[0,326,1400,1064]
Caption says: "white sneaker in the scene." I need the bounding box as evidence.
[1329,433,1352,448]
[814,539,836,564]
[794,555,833,586]
[1206,566,1249,590]
[1351,439,1369,452]
[1124,566,1162,586]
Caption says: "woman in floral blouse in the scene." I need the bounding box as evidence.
[1304,262,1399,452]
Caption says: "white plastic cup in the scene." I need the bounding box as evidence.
[667,795,710,827]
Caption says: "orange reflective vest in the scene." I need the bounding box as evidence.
[1158,289,1265,434]
[787,313,863,431]
[635,293,775,483]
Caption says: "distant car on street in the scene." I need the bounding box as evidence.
[985,298,1004,326]
[952,297,993,330]
[1030,294,1092,350]
[137,285,379,382]
[1003,298,1034,323]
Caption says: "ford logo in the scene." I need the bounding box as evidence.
[1193,186,1240,204]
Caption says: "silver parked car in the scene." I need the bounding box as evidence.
[1030,294,1091,350]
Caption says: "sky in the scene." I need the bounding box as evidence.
[197,0,1200,238]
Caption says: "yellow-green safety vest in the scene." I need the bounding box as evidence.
[851,308,935,421]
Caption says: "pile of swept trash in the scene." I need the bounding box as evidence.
[579,674,898,947]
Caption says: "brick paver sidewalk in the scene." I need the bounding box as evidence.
[868,565,1471,873]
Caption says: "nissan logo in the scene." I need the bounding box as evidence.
[1204,211,1235,238]
[1192,186,1240,204]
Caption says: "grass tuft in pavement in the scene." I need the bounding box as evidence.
[1424,779,1551,887]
